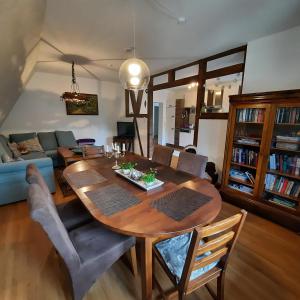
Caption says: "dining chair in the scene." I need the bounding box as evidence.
[27,181,137,300]
[26,164,93,231]
[152,145,174,166]
[153,210,247,300]
[82,145,104,157]
[177,151,208,178]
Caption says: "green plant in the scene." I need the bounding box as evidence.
[120,161,136,170]
[141,168,157,184]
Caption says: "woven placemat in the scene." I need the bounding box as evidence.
[156,168,194,185]
[85,184,141,216]
[151,187,212,221]
[68,169,107,188]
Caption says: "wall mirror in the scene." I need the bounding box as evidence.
[153,82,198,149]
[203,72,242,114]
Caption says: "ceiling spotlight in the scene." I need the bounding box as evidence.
[177,16,187,24]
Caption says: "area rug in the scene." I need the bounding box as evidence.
[54,167,75,197]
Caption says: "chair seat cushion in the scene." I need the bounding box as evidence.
[155,233,219,283]
[69,221,135,263]
[56,199,93,231]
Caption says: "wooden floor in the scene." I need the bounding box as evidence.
[1,169,300,299]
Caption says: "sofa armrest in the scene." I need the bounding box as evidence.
[0,157,53,174]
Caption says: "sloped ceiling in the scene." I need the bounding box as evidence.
[1,0,300,126]
[0,0,46,126]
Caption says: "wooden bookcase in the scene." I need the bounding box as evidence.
[221,90,300,232]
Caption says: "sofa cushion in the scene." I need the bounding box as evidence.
[10,132,36,143]
[45,149,57,157]
[2,154,15,163]
[8,142,22,158]
[20,152,48,160]
[55,131,77,148]
[18,137,44,152]
[0,135,12,157]
[38,132,58,151]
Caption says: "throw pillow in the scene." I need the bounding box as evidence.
[8,142,21,158]
[18,137,44,152]
[2,154,15,163]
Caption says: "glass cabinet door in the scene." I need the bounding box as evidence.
[263,105,300,213]
[226,106,267,196]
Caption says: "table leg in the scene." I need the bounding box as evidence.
[141,237,153,300]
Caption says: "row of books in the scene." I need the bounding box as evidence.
[268,154,300,176]
[232,148,258,166]
[265,174,300,198]
[228,183,253,195]
[229,169,255,184]
[276,107,300,124]
[236,108,264,123]
[267,196,297,209]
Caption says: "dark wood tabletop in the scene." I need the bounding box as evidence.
[63,153,222,299]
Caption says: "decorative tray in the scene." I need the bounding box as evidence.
[115,169,164,191]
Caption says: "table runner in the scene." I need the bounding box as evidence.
[85,183,141,216]
[151,187,212,221]
[68,169,107,188]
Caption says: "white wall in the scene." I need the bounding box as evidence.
[198,25,300,179]
[243,25,300,93]
[0,72,124,146]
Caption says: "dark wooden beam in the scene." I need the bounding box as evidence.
[205,63,244,79]
[149,75,198,91]
[129,90,145,156]
[193,60,206,146]
[203,45,247,62]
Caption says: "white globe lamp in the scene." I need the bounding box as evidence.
[119,58,150,90]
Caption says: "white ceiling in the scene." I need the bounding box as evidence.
[1,0,300,127]
[36,0,300,81]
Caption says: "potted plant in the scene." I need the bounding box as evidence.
[141,168,157,186]
[120,162,136,175]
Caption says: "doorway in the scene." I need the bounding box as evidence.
[153,102,163,145]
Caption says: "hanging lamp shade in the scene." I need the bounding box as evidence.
[119,58,150,90]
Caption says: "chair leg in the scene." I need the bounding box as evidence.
[217,274,225,300]
[130,246,138,277]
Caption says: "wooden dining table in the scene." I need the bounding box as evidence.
[63,153,222,300]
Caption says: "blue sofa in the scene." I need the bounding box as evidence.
[0,157,55,205]
[0,130,80,205]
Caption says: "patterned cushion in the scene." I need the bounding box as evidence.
[155,233,220,283]
[18,137,44,152]
[8,142,21,158]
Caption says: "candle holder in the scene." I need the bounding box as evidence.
[105,145,126,169]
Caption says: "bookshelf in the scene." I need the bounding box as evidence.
[221,90,300,232]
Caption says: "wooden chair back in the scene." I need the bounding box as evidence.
[180,210,247,292]
[152,145,174,166]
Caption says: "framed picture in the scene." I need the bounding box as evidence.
[66,93,99,115]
